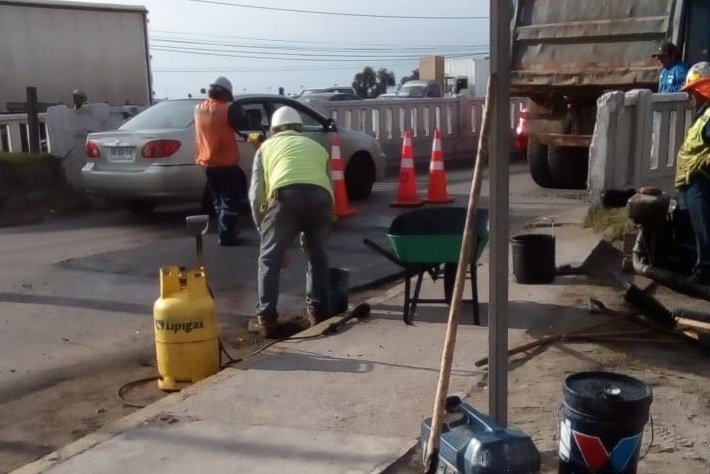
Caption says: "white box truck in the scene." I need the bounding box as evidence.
[0,0,152,113]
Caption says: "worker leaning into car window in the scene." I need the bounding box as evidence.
[194,76,249,246]
[248,106,334,338]
[674,62,710,285]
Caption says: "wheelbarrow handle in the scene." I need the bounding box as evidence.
[363,238,404,266]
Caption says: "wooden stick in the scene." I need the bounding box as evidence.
[474,315,631,367]
[677,317,710,332]
[424,75,497,474]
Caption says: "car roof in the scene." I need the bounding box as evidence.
[301,92,361,99]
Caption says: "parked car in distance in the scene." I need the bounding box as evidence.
[299,92,363,104]
[398,80,444,98]
[81,95,387,213]
[295,86,355,98]
[375,93,400,100]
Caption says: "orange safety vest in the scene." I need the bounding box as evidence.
[194,98,239,167]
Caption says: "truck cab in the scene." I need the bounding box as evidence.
[511,0,710,189]
[398,80,444,98]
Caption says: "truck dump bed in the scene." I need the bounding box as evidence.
[510,0,683,94]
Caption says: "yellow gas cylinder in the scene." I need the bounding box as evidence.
[153,265,219,391]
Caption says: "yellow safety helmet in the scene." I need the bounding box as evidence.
[682,61,710,94]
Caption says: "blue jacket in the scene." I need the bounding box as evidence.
[658,61,691,93]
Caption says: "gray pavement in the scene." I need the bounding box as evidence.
[13,201,601,474]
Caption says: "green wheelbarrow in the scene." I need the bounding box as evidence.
[364,207,489,325]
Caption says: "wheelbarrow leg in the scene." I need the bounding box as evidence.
[403,271,415,325]
[470,262,480,326]
[443,263,455,304]
[409,270,426,323]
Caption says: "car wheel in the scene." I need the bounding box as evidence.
[547,145,589,189]
[344,152,375,201]
[124,199,157,214]
[527,137,552,188]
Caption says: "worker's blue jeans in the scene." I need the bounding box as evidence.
[256,184,333,320]
[680,173,710,282]
[204,165,243,243]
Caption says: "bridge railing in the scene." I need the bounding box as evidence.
[0,113,49,153]
[316,96,526,169]
[2,98,526,184]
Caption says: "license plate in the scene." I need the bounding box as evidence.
[108,146,135,162]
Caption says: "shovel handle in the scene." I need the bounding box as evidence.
[474,315,628,367]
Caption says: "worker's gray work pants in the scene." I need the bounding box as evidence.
[256,184,333,321]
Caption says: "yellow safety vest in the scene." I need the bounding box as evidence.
[259,131,333,200]
[675,107,710,188]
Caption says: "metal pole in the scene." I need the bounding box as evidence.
[26,87,40,153]
[489,0,511,425]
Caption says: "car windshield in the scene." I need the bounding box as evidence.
[399,85,425,98]
[119,100,196,130]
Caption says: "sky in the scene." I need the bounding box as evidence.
[68,0,490,99]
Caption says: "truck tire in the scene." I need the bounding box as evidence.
[547,145,589,189]
[527,137,552,188]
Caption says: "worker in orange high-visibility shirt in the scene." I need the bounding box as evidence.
[195,76,249,246]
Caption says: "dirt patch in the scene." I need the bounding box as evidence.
[0,325,266,474]
[383,272,710,473]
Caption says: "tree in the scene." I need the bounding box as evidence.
[400,68,419,86]
[373,68,396,97]
[352,66,397,98]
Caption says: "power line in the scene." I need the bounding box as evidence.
[150,29,489,50]
[189,0,488,20]
[152,46,484,62]
[150,36,485,54]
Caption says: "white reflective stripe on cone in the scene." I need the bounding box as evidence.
[332,170,344,180]
[401,158,415,168]
[430,161,444,171]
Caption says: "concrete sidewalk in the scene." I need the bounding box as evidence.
[14,208,601,474]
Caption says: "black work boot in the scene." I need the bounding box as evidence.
[305,307,328,328]
[248,316,278,338]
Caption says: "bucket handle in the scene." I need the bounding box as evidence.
[524,216,555,238]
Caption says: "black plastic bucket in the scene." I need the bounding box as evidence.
[328,267,349,316]
[512,233,555,283]
[558,371,652,474]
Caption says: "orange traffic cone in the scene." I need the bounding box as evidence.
[391,130,424,207]
[330,134,356,217]
[424,128,454,204]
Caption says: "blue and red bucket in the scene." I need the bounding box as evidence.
[558,371,652,474]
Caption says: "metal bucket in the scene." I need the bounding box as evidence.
[328,267,349,316]
[512,218,556,284]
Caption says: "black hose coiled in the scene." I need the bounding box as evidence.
[641,266,710,302]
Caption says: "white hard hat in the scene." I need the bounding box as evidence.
[209,76,233,94]
[72,89,87,99]
[271,106,302,130]
[684,62,710,89]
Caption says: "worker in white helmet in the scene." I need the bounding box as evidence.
[675,61,710,284]
[194,76,249,245]
[248,105,334,338]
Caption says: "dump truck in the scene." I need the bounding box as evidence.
[0,0,152,113]
[511,0,710,189]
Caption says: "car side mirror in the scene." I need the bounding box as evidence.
[325,118,338,132]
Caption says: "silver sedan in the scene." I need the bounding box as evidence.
[81,95,387,213]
